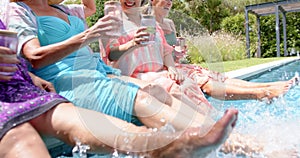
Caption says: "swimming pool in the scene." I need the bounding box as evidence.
[208,59,300,157]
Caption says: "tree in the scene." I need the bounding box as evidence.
[64,0,107,52]
[185,0,230,35]
[63,0,106,27]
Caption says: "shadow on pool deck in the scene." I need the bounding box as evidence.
[225,57,299,80]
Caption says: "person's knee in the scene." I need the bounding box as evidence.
[2,123,42,149]
[1,123,50,158]
[4,123,34,140]
[140,84,172,105]
[30,102,75,135]
[202,81,213,94]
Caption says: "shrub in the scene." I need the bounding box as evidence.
[221,13,257,57]
[183,31,246,64]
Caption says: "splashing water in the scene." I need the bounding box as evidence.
[111,122,177,158]
[208,60,300,157]
[72,138,90,158]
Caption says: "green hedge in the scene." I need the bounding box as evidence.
[221,12,300,58]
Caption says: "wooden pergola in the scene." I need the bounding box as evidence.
[245,0,300,58]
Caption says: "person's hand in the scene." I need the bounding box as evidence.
[88,14,123,40]
[0,46,20,81]
[168,66,184,83]
[131,27,150,46]
[29,72,56,93]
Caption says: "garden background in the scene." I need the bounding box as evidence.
[64,0,300,70]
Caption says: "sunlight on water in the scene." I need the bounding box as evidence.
[208,60,300,157]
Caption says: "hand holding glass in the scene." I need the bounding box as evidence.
[0,30,19,76]
[104,1,123,37]
[174,37,186,53]
[140,15,156,45]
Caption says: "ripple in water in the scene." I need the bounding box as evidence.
[208,60,300,157]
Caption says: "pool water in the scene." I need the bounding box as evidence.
[208,60,300,157]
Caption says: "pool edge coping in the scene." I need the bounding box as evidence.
[225,57,299,79]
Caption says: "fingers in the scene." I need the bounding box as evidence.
[0,75,13,81]
[0,65,18,73]
[44,82,56,93]
[93,15,123,38]
[132,28,150,45]
[168,67,185,82]
[0,47,19,81]
[0,66,18,81]
[100,14,122,23]
[0,47,20,64]
[0,46,16,55]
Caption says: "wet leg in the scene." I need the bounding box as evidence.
[30,103,237,156]
[133,89,215,132]
[151,108,238,158]
[0,123,50,158]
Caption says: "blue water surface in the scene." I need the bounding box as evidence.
[208,59,300,157]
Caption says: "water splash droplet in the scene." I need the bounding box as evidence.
[72,138,90,158]
[112,149,119,158]
[159,123,176,133]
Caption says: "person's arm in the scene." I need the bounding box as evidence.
[9,2,120,69]
[21,15,120,69]
[164,53,184,82]
[28,72,56,92]
[158,25,184,82]
[81,0,96,18]
[108,27,149,61]
[108,39,136,61]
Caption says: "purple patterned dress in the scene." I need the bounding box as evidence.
[0,58,68,139]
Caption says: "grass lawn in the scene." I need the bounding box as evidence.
[199,57,291,72]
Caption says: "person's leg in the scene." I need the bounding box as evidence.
[29,102,238,157]
[110,75,215,131]
[151,108,238,158]
[133,89,215,132]
[0,123,50,158]
[202,80,289,100]
[224,78,293,89]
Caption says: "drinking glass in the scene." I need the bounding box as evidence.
[174,37,186,53]
[140,14,156,45]
[0,30,18,76]
[104,1,123,36]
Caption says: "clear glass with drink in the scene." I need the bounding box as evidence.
[0,30,18,76]
[174,37,186,53]
[104,1,123,36]
[140,14,156,45]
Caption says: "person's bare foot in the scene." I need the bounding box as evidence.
[256,85,289,103]
[151,108,238,158]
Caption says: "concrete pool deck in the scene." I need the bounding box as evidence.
[225,57,299,80]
